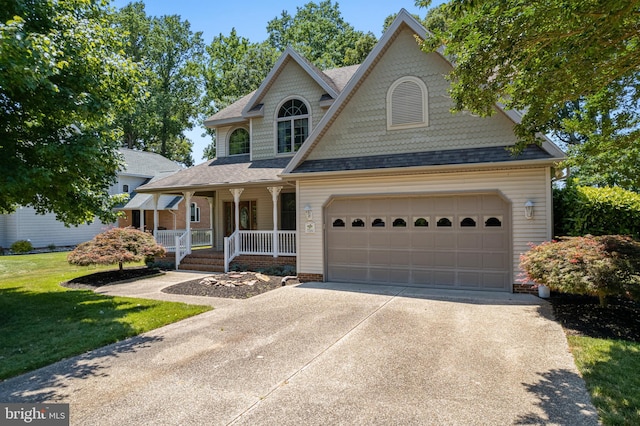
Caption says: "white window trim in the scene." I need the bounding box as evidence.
[274,96,312,157]
[386,76,429,130]
[227,126,251,156]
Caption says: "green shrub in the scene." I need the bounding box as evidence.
[10,240,33,254]
[68,227,166,271]
[554,180,640,237]
[47,243,57,251]
[520,235,640,306]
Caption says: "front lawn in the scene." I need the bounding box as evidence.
[0,252,211,380]
[569,336,640,425]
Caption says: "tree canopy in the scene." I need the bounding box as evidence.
[0,0,137,225]
[420,0,640,189]
[114,2,204,166]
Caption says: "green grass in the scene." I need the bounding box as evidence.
[0,252,211,380]
[568,336,640,425]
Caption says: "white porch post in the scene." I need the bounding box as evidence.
[267,186,282,257]
[207,196,214,247]
[152,193,160,237]
[183,191,194,254]
[139,209,145,232]
[230,188,244,251]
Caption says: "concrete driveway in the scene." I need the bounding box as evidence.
[0,276,598,425]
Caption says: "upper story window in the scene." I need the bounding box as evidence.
[229,128,250,155]
[387,76,429,130]
[277,98,309,154]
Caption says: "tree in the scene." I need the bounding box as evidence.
[520,235,640,307]
[266,1,376,69]
[114,2,205,166]
[67,227,166,271]
[419,0,640,188]
[201,31,280,160]
[0,0,138,225]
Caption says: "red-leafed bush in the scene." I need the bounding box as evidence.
[68,227,166,271]
[520,235,640,307]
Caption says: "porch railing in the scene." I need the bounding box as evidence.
[174,231,189,270]
[156,229,213,252]
[223,230,297,272]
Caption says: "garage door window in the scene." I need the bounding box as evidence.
[460,217,477,227]
[436,217,452,227]
[414,217,429,227]
[372,218,386,227]
[484,216,503,227]
[393,218,407,227]
[332,218,346,227]
[351,218,366,227]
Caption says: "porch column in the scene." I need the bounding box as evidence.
[230,188,244,251]
[183,191,194,254]
[152,193,160,237]
[139,209,145,232]
[207,195,214,247]
[268,186,282,257]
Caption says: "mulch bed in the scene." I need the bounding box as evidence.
[549,293,640,343]
[62,267,163,290]
[162,272,300,299]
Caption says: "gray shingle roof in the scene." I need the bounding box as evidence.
[136,155,291,192]
[290,145,553,174]
[119,148,183,176]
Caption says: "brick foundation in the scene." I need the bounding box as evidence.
[297,273,324,282]
[230,255,296,271]
[512,283,538,295]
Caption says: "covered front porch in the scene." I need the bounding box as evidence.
[146,185,297,272]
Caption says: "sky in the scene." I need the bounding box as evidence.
[110,0,444,163]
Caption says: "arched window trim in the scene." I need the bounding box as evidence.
[227,126,250,156]
[386,76,429,130]
[274,96,311,156]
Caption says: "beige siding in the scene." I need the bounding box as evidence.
[297,167,551,284]
[217,127,231,158]
[251,59,329,160]
[307,28,518,161]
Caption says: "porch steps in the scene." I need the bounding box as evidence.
[177,249,225,273]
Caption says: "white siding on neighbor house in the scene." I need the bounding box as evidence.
[306,28,518,161]
[118,176,149,195]
[0,207,115,249]
[250,59,330,160]
[297,167,552,284]
[214,186,292,248]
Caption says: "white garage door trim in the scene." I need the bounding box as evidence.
[324,191,512,291]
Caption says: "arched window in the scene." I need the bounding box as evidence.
[351,218,365,227]
[372,218,386,227]
[414,217,429,227]
[228,128,250,155]
[387,76,429,130]
[332,218,345,227]
[277,99,309,154]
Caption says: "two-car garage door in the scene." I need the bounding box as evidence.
[326,193,511,291]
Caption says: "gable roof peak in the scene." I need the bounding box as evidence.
[240,46,341,117]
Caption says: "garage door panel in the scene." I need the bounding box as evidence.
[326,194,511,291]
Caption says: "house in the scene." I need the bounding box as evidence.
[0,148,212,250]
[136,10,564,292]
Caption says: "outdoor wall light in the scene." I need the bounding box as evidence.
[304,204,313,220]
[524,200,534,220]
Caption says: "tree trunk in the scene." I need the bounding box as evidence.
[119,261,123,271]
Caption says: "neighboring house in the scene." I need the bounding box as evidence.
[136,10,564,292]
[0,148,211,250]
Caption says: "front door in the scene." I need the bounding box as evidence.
[223,201,257,236]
